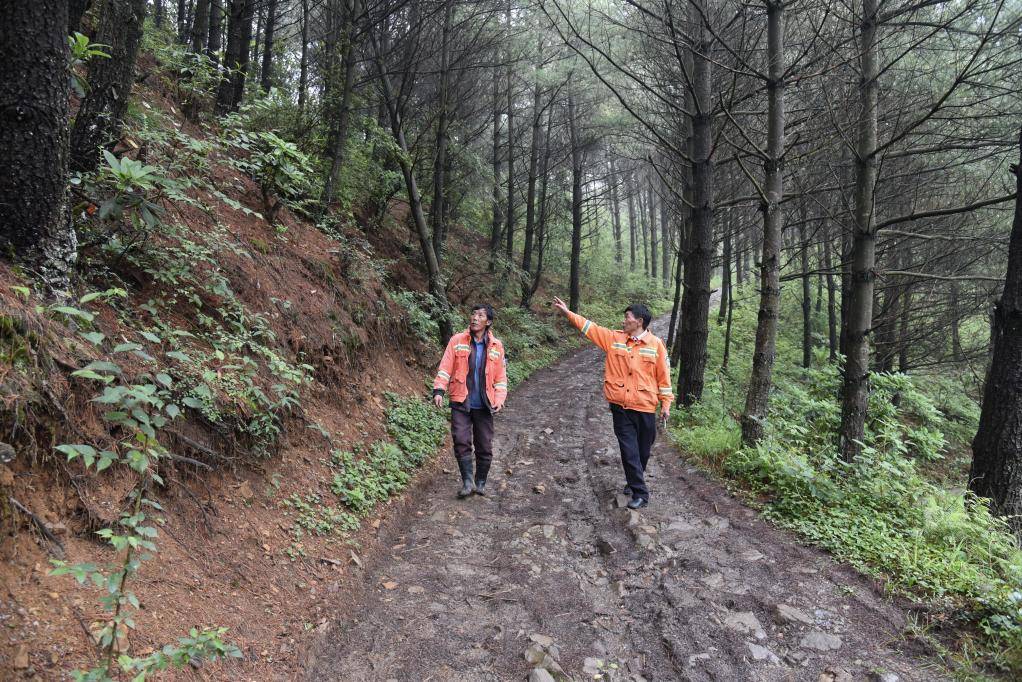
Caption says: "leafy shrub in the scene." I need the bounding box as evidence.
[385,392,447,466]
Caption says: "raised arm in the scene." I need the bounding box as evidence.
[551,296,615,353]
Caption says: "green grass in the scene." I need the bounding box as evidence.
[669,285,1022,676]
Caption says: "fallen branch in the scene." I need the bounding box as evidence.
[9,496,65,556]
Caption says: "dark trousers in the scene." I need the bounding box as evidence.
[610,404,657,500]
[451,407,494,481]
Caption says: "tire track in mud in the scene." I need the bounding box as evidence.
[302,321,944,681]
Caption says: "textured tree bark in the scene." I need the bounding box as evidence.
[70,0,148,174]
[970,132,1022,535]
[638,182,649,276]
[0,0,76,296]
[321,0,358,211]
[676,7,715,407]
[568,92,583,312]
[259,0,277,92]
[740,0,785,445]
[191,0,210,53]
[230,0,254,107]
[155,0,165,28]
[207,0,223,64]
[840,0,880,461]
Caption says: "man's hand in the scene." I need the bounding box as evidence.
[551,296,569,317]
[493,404,503,413]
[660,407,670,427]
[433,394,444,408]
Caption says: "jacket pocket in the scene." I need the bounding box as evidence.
[604,380,627,405]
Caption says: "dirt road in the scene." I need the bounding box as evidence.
[303,322,942,681]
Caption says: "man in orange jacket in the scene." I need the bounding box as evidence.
[552,296,673,509]
[433,304,508,498]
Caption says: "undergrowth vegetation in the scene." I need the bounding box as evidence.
[670,287,1022,675]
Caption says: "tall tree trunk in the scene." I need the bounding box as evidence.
[626,171,637,269]
[207,0,223,64]
[638,184,649,276]
[661,185,671,287]
[839,0,880,461]
[969,133,1022,535]
[718,214,731,325]
[740,0,785,444]
[70,0,148,174]
[216,0,251,113]
[521,52,544,298]
[649,182,658,281]
[0,0,76,296]
[676,8,715,407]
[568,92,584,312]
[259,0,277,92]
[230,0,254,109]
[489,64,503,270]
[191,0,210,53]
[430,0,453,264]
[321,0,358,210]
[824,221,838,360]
[610,159,623,264]
[371,32,453,345]
[525,108,554,307]
[297,0,309,112]
[800,220,812,369]
[667,228,686,348]
[155,0,165,28]
[504,51,515,263]
[722,267,735,370]
[178,0,188,41]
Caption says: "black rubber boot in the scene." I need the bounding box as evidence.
[474,458,491,496]
[457,458,475,498]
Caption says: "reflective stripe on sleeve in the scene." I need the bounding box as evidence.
[581,320,592,335]
[437,370,451,380]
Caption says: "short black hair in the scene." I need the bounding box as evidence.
[472,303,494,324]
[625,304,652,330]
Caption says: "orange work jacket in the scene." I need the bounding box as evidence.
[567,311,674,413]
[433,330,508,410]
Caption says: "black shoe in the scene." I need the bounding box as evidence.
[456,458,475,498]
[474,479,487,496]
[458,478,476,498]
[626,497,649,510]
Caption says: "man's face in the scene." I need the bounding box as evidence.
[623,311,643,336]
[469,309,490,334]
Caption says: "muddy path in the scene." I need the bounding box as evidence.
[303,321,943,681]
